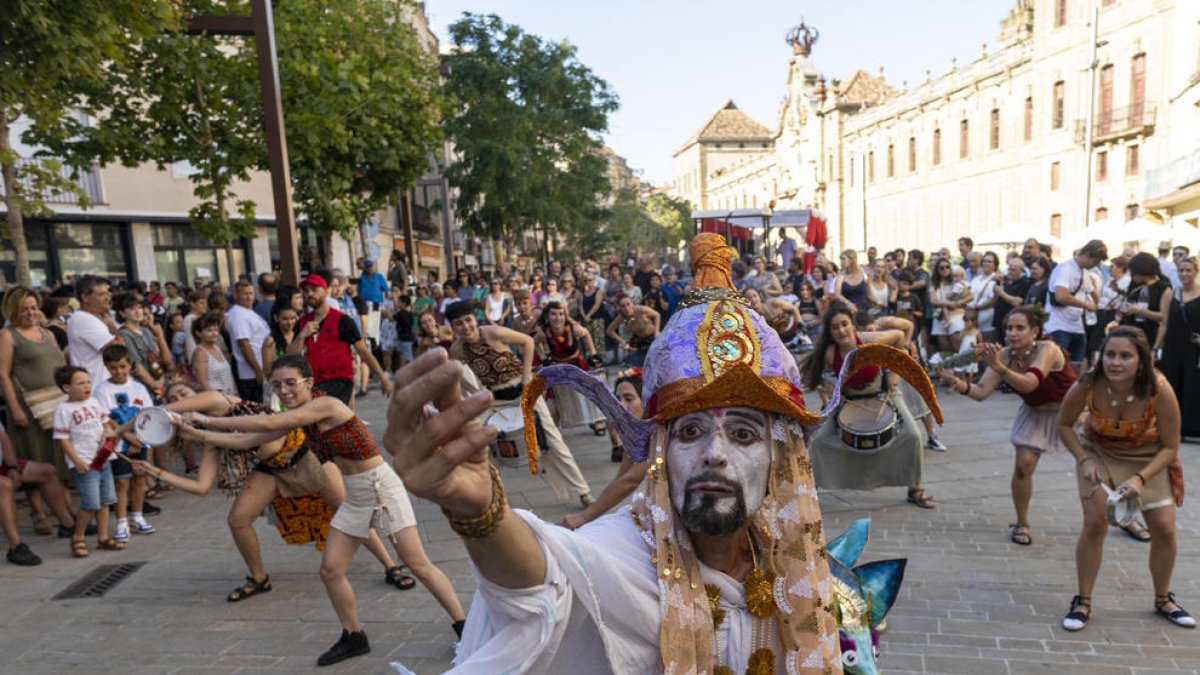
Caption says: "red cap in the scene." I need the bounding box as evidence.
[300,274,327,289]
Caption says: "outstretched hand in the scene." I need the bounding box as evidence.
[385,349,498,519]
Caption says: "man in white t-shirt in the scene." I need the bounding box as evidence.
[1158,242,1182,289]
[1045,239,1108,370]
[67,276,123,387]
[226,280,271,403]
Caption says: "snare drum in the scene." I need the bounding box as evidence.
[835,398,898,450]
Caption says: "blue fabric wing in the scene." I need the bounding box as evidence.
[826,517,870,568]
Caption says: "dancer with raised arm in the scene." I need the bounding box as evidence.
[174,356,465,666]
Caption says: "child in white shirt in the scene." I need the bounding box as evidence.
[93,345,157,541]
[52,366,121,556]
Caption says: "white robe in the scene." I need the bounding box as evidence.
[449,508,786,675]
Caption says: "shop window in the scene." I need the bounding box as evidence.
[55,223,129,283]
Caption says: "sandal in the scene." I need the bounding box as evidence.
[385,565,416,591]
[906,488,937,509]
[96,539,126,551]
[1120,520,1152,543]
[1062,595,1091,631]
[1009,523,1033,546]
[1155,592,1197,628]
[70,538,90,558]
[31,511,53,536]
[227,575,272,602]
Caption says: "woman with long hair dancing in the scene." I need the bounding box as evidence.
[175,356,466,665]
[935,307,1078,545]
[1056,326,1191,631]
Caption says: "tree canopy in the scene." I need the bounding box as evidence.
[0,0,182,286]
[442,14,618,256]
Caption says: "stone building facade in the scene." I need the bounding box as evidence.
[678,0,1199,255]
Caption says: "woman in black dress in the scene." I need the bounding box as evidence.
[1161,256,1200,438]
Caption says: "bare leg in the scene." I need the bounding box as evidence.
[320,528,365,631]
[1075,487,1109,599]
[95,505,110,545]
[1011,448,1041,526]
[318,463,396,569]
[227,470,278,582]
[1142,505,1178,597]
[115,477,129,521]
[130,473,147,515]
[0,477,21,547]
[389,526,466,621]
[22,463,75,527]
[74,508,96,542]
[25,487,45,522]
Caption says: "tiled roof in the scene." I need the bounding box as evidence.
[685,100,773,147]
[837,70,896,106]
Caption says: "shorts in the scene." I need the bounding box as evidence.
[1050,330,1087,362]
[316,378,354,405]
[330,464,416,539]
[395,340,414,362]
[0,459,28,477]
[72,462,117,511]
[110,447,148,480]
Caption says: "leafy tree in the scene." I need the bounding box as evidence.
[275,0,446,256]
[443,14,618,259]
[645,192,693,253]
[0,1,181,286]
[600,189,691,261]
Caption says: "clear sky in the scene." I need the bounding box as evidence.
[428,1,1016,185]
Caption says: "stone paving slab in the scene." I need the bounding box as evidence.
[0,387,1197,673]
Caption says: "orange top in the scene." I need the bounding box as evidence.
[1082,375,1165,449]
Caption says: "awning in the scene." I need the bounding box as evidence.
[1144,181,1200,210]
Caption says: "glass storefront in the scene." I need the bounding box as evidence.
[153,225,247,285]
[0,221,128,287]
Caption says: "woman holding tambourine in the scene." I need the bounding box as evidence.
[1055,325,1192,632]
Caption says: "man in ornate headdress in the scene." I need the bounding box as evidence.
[387,234,844,673]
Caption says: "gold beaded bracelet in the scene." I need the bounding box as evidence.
[443,463,507,540]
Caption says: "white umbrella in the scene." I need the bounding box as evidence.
[974,221,1060,246]
[1066,218,1175,252]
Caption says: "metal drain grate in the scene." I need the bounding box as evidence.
[53,562,145,600]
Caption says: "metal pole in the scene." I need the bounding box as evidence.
[249,0,300,284]
[1080,6,1100,233]
[399,190,416,273]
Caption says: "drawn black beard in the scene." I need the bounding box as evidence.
[679,472,748,536]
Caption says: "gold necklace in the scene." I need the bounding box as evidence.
[708,534,778,675]
[1105,383,1135,408]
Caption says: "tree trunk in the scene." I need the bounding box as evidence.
[224,238,236,283]
[0,109,33,287]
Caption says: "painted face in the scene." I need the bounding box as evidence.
[1102,336,1140,384]
[667,407,772,536]
[615,381,644,419]
[450,313,479,341]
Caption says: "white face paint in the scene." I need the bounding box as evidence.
[666,407,772,536]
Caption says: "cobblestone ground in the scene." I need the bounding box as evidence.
[1,385,1197,674]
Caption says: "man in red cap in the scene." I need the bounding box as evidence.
[288,274,393,403]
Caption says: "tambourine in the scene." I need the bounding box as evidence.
[1101,483,1142,528]
[134,407,178,447]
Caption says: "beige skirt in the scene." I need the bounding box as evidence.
[1076,437,1173,510]
[330,463,417,539]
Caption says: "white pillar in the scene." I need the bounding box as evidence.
[129,222,156,282]
[251,226,272,275]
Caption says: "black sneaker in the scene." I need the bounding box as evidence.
[611,445,624,463]
[316,629,370,666]
[141,502,162,516]
[7,543,42,566]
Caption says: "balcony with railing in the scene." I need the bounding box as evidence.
[1074,103,1156,146]
[0,157,105,206]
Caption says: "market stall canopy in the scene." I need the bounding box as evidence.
[1065,217,1187,251]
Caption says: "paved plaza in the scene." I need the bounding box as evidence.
[1,386,1198,674]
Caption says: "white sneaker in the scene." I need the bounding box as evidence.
[114,520,130,542]
[132,519,156,535]
[927,436,948,452]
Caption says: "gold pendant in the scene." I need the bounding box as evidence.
[746,648,776,675]
[706,583,726,630]
[744,567,778,619]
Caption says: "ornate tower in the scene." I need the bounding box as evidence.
[785,18,819,57]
